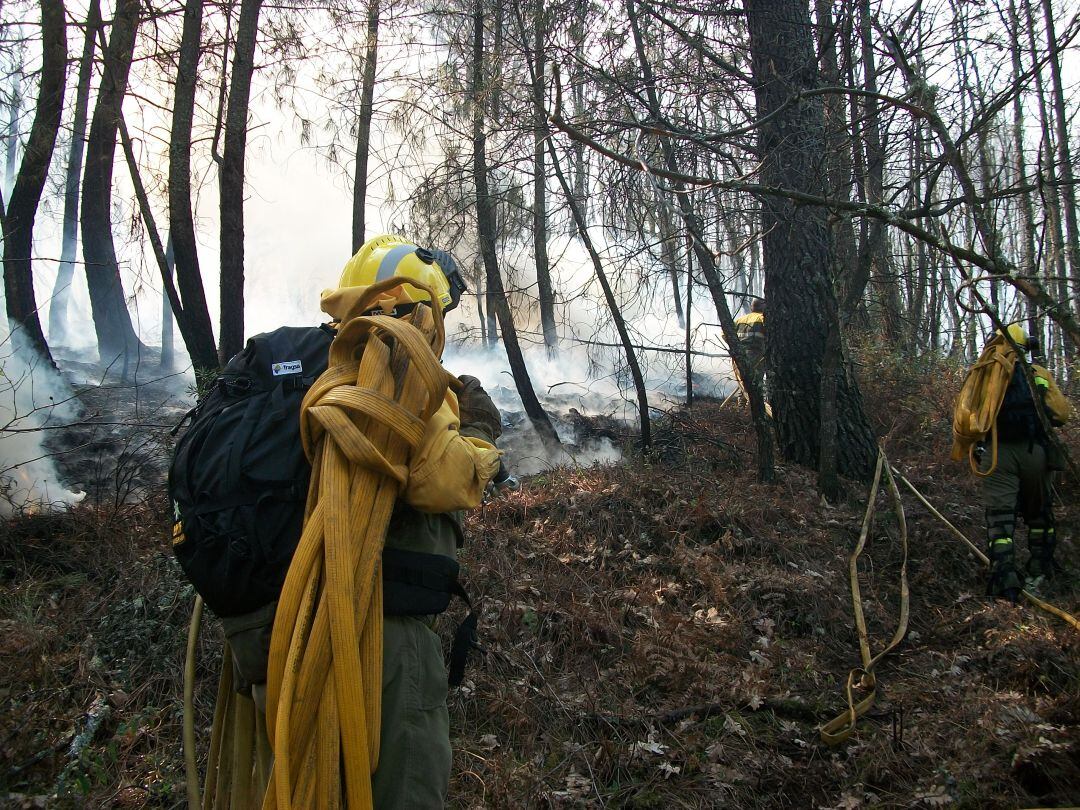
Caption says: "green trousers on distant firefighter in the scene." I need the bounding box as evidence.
[980,440,1057,597]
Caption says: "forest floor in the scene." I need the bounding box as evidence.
[1,347,1078,808]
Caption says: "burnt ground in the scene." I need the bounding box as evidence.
[44,349,193,510]
[1,347,1078,808]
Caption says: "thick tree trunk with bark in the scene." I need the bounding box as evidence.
[2,0,65,365]
[48,0,99,347]
[815,0,858,315]
[218,0,264,364]
[472,0,560,450]
[745,0,876,481]
[351,0,379,251]
[167,0,219,373]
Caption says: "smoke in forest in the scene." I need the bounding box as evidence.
[0,325,86,516]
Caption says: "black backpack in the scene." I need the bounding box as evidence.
[996,359,1045,442]
[169,325,334,617]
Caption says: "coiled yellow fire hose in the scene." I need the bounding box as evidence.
[188,277,456,809]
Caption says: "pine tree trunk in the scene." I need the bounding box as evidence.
[471,0,560,450]
[815,0,858,313]
[351,0,380,252]
[218,0,264,364]
[167,0,219,373]
[48,0,99,348]
[1040,0,1080,321]
[81,0,145,366]
[2,0,65,365]
[532,0,558,355]
[745,0,876,481]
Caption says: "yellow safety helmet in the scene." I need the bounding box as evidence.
[336,234,459,314]
[998,323,1029,348]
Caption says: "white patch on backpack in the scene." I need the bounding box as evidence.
[272,360,303,376]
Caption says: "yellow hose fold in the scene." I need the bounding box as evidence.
[199,277,453,810]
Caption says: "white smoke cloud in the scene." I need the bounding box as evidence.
[0,325,86,515]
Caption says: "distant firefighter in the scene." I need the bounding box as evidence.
[952,324,1071,601]
[733,298,770,416]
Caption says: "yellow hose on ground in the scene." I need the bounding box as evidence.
[820,449,910,746]
[191,277,454,809]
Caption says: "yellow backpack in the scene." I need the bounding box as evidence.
[951,335,1018,475]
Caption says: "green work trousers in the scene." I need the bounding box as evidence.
[980,440,1053,539]
[734,347,765,401]
[372,615,452,809]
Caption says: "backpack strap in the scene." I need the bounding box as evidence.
[382,547,481,687]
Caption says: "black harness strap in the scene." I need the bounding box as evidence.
[382,547,481,687]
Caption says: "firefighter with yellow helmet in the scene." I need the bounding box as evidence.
[978,324,1070,601]
[325,235,501,807]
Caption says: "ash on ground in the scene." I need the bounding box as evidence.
[43,346,194,508]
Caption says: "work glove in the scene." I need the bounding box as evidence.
[457,375,502,442]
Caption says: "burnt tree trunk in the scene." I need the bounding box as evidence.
[351,0,379,251]
[218,0,264,363]
[745,0,876,480]
[81,0,145,366]
[2,0,65,365]
[471,0,560,450]
[48,0,99,347]
[167,0,218,372]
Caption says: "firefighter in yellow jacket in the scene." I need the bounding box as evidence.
[224,237,502,808]
[733,298,768,412]
[979,325,1070,600]
[328,237,501,808]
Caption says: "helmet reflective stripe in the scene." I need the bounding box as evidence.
[376,243,421,282]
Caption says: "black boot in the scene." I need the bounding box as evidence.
[1026,526,1057,585]
[987,538,1022,603]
